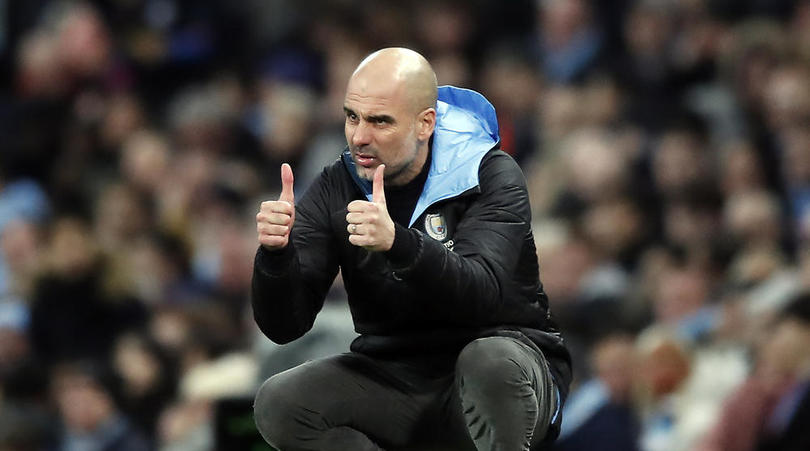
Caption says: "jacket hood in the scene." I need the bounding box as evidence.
[342,85,500,226]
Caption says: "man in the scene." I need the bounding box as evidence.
[252,47,571,451]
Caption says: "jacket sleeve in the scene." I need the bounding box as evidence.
[392,150,539,323]
[251,171,340,344]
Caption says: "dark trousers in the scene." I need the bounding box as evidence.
[253,336,558,451]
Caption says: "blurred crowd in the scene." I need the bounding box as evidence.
[1,0,810,450]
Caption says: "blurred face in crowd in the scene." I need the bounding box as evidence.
[636,333,691,398]
[53,371,115,432]
[720,142,765,196]
[652,131,707,197]
[47,217,97,279]
[540,0,589,46]
[764,65,810,131]
[565,129,629,202]
[114,334,161,395]
[344,48,437,186]
[0,327,29,370]
[654,268,709,323]
[592,335,636,402]
[57,5,111,77]
[724,190,782,247]
[758,317,810,378]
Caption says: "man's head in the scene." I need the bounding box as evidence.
[344,48,437,186]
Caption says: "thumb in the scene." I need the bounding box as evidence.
[279,163,295,204]
[373,164,386,204]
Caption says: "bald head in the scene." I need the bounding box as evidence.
[343,48,438,186]
[349,48,438,114]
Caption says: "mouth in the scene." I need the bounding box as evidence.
[354,152,378,168]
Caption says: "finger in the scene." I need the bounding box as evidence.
[348,234,369,247]
[258,212,293,226]
[279,163,295,205]
[345,212,367,224]
[346,223,361,235]
[347,200,373,213]
[258,223,290,236]
[262,201,294,215]
[373,164,386,204]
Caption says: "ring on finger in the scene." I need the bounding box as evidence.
[351,224,357,234]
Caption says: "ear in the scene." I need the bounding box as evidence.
[417,108,436,141]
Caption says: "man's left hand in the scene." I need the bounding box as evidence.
[346,165,395,251]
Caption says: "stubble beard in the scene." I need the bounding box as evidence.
[352,133,422,185]
[352,146,419,185]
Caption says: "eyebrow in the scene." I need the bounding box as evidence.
[343,107,395,124]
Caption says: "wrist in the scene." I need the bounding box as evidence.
[385,224,417,267]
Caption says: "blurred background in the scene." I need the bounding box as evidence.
[1,0,810,450]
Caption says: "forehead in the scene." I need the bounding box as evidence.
[344,72,409,113]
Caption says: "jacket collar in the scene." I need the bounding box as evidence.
[342,85,500,226]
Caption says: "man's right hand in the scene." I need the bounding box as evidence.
[257,163,295,251]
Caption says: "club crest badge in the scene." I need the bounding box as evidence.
[425,213,447,241]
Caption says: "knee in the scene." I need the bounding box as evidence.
[457,337,527,377]
[456,337,530,393]
[254,372,303,449]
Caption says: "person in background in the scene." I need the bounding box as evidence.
[699,292,810,451]
[555,334,639,451]
[50,360,150,451]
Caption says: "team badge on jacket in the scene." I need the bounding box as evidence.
[425,213,447,241]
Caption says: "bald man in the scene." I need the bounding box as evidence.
[252,48,571,451]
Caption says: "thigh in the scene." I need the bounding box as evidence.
[255,353,434,449]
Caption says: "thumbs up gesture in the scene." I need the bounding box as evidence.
[257,163,296,251]
[346,165,395,251]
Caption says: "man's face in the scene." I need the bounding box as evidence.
[343,76,426,186]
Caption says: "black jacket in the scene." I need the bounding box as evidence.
[251,86,571,403]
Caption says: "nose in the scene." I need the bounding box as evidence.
[351,120,372,148]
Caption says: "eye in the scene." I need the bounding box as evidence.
[345,111,358,122]
[371,116,394,126]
